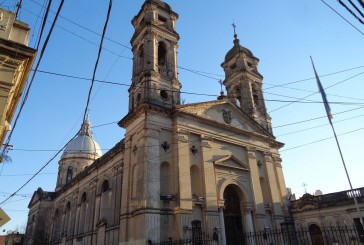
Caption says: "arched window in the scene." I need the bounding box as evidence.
[81,192,87,203]
[66,166,73,183]
[100,180,111,225]
[101,180,109,193]
[79,192,87,234]
[252,84,260,107]
[136,45,144,73]
[190,165,202,197]
[158,42,167,76]
[52,209,61,241]
[235,87,242,107]
[64,202,73,236]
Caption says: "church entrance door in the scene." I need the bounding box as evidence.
[309,224,324,245]
[223,185,245,245]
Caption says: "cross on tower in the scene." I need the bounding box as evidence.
[218,79,223,92]
[232,22,237,39]
[302,182,308,194]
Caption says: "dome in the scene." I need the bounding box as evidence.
[225,37,253,63]
[62,119,102,159]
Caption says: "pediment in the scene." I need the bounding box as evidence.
[214,154,249,171]
[176,100,272,137]
[28,191,42,208]
[28,188,54,208]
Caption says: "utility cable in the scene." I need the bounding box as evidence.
[82,0,113,122]
[277,114,364,137]
[338,0,364,23]
[274,105,364,128]
[22,5,222,81]
[1,108,362,204]
[29,0,48,47]
[0,131,78,206]
[0,0,113,207]
[358,0,364,9]
[321,0,364,36]
[34,69,364,106]
[9,108,364,153]
[280,127,364,152]
[269,71,364,113]
[0,0,65,168]
[263,65,364,90]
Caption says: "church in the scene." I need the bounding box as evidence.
[25,0,290,244]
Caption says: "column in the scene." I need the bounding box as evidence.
[243,204,255,233]
[218,206,227,245]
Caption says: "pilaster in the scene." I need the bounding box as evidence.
[176,129,192,210]
[200,135,218,212]
[264,152,283,217]
[247,147,264,216]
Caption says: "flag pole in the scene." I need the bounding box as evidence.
[310,57,364,227]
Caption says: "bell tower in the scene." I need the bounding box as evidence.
[221,30,272,133]
[129,0,181,112]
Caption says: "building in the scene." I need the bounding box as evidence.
[290,187,364,244]
[0,8,36,153]
[25,1,290,244]
[2,231,24,245]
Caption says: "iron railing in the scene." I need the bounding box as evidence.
[151,225,364,245]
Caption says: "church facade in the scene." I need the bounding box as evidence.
[25,1,290,244]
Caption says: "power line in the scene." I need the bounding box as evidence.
[277,114,364,137]
[0,131,78,206]
[321,0,364,36]
[273,106,364,128]
[0,0,65,169]
[337,0,364,24]
[264,65,364,90]
[83,0,113,122]
[21,3,364,85]
[22,6,221,82]
[34,69,364,106]
[4,104,364,155]
[269,71,364,113]
[0,172,56,176]
[280,126,364,152]
[0,0,114,207]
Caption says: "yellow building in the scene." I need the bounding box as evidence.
[26,1,290,244]
[0,8,36,152]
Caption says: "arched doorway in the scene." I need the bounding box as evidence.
[309,224,324,245]
[224,185,245,245]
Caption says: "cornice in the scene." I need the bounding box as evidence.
[118,102,170,128]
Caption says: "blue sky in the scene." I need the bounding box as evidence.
[0,0,363,233]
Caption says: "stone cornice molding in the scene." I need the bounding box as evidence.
[264,152,273,163]
[201,134,212,148]
[176,128,189,142]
